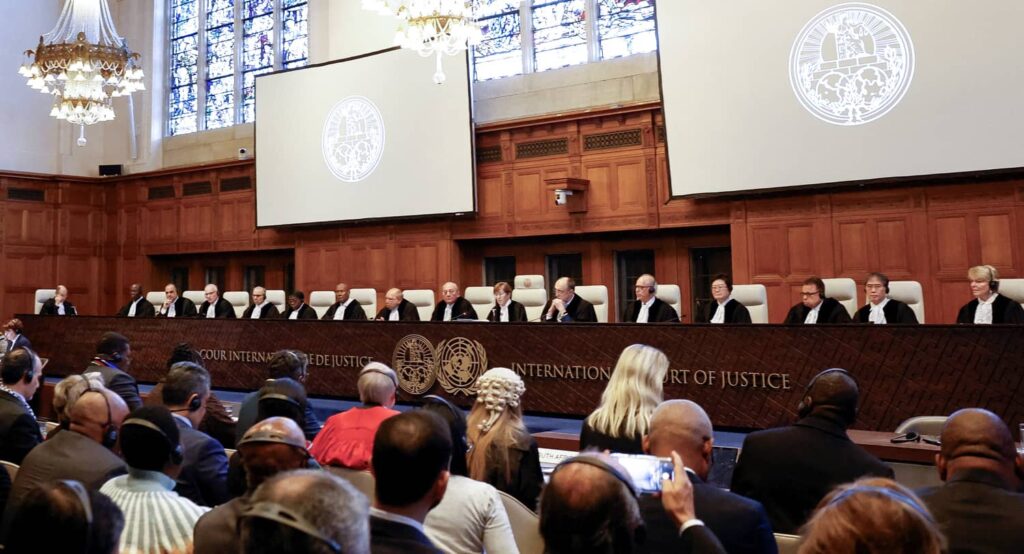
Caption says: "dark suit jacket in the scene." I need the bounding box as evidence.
[158,296,198,317]
[240,302,280,319]
[198,297,237,319]
[281,303,318,320]
[680,524,728,554]
[194,496,248,554]
[486,300,528,322]
[622,297,680,323]
[322,299,367,321]
[174,416,231,507]
[542,294,598,323]
[5,334,31,353]
[370,514,443,554]
[695,298,752,324]
[579,420,643,454]
[917,468,1024,554]
[854,298,919,324]
[0,393,43,464]
[956,294,1024,324]
[376,299,420,321]
[116,297,156,318]
[783,297,852,324]
[641,472,777,554]
[430,297,476,321]
[39,298,77,315]
[88,362,142,411]
[730,414,894,534]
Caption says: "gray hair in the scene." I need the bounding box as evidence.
[357,362,397,405]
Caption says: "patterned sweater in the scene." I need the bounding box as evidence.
[101,468,210,554]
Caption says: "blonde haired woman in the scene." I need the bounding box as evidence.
[466,367,544,511]
[580,344,669,453]
[956,264,1024,324]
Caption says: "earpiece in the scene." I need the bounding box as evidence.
[797,368,853,419]
[122,417,184,465]
[88,381,119,449]
[359,365,398,388]
[187,393,203,412]
[107,350,123,364]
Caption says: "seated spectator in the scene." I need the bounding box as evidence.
[50,372,105,434]
[146,343,237,448]
[0,347,43,464]
[85,331,141,410]
[641,399,776,554]
[916,408,1024,553]
[581,344,668,454]
[161,361,230,507]
[2,318,31,353]
[194,417,312,554]
[800,478,944,554]
[371,411,452,553]
[239,469,370,554]
[236,350,321,443]
[730,368,893,533]
[100,406,209,554]
[421,395,517,554]
[4,480,124,554]
[310,362,400,469]
[466,367,544,511]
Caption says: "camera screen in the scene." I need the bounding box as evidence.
[611,454,675,493]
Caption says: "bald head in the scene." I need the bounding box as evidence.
[646,400,713,477]
[941,408,1016,463]
[801,368,859,426]
[239,417,310,491]
[69,388,128,445]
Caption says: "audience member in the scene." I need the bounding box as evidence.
[50,372,104,432]
[695,274,751,324]
[799,478,944,554]
[430,281,476,321]
[157,283,198,317]
[235,349,321,442]
[194,417,312,554]
[730,368,893,533]
[282,290,318,319]
[238,469,370,554]
[85,331,141,410]
[581,343,668,454]
[0,347,43,464]
[100,406,209,554]
[916,408,1024,554]
[4,480,124,554]
[486,281,527,322]
[242,286,280,319]
[2,318,31,353]
[161,361,230,506]
[542,276,597,322]
[198,283,236,318]
[39,284,77,315]
[310,362,400,469]
[466,367,544,510]
[147,342,237,448]
[420,395,517,554]
[641,399,776,554]
[370,411,452,553]
[375,288,420,321]
[323,282,367,321]
[116,282,156,317]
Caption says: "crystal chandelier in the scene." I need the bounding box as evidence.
[366,1,482,84]
[18,0,145,146]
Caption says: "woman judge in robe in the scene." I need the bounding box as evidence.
[486,282,527,322]
[956,265,1024,324]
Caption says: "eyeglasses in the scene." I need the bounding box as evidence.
[800,291,821,297]
[711,285,728,291]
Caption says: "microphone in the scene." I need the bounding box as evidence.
[491,305,499,321]
[452,311,476,321]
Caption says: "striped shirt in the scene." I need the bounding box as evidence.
[101,468,210,554]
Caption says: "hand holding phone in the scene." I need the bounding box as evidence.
[610,453,675,494]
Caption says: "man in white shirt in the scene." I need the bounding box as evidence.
[158,283,198,318]
[116,283,156,317]
[323,282,367,321]
[241,286,280,319]
[197,284,236,319]
[621,274,679,323]
[854,272,918,324]
[375,288,420,321]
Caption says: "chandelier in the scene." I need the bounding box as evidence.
[365,1,482,84]
[18,0,144,146]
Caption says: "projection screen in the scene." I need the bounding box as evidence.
[656,1,1024,197]
[255,48,475,227]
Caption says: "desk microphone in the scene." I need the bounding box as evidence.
[452,312,476,321]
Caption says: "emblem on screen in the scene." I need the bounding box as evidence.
[789,3,914,126]
[436,337,488,396]
[321,96,385,182]
[392,334,437,395]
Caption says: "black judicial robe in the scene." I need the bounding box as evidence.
[430,297,476,321]
[695,298,752,324]
[541,294,597,323]
[281,303,318,320]
[240,303,280,319]
[39,299,77,316]
[854,299,919,324]
[621,297,680,323]
[956,294,1024,324]
[198,297,236,319]
[322,300,367,321]
[486,300,528,322]
[375,299,420,321]
[116,297,156,318]
[158,296,198,317]
[783,297,852,324]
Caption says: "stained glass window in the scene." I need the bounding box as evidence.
[168,0,309,135]
[597,0,655,60]
[473,0,523,81]
[532,0,587,72]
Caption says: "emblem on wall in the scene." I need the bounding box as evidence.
[435,337,488,396]
[321,96,386,182]
[789,3,914,126]
[392,334,437,395]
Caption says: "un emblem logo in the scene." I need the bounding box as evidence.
[321,96,386,182]
[789,3,914,126]
[435,337,488,396]
[392,334,437,395]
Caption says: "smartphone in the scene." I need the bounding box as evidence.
[610,453,675,493]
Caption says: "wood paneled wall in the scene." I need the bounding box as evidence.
[0,105,1021,322]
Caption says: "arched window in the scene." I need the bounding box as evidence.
[168,0,309,136]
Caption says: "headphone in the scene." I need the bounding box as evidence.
[422,394,469,451]
[982,264,1000,291]
[122,417,184,465]
[260,392,302,409]
[239,501,341,554]
[867,273,890,294]
[84,380,118,449]
[58,479,93,554]
[105,349,123,364]
[797,368,855,420]
[827,485,934,522]
[549,455,647,546]
[359,365,398,388]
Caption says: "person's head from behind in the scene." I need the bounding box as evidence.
[167,342,203,369]
[95,331,132,370]
[420,395,468,477]
[590,344,668,438]
[239,469,369,554]
[1,347,42,400]
[797,368,858,428]
[53,373,104,427]
[372,411,451,516]
[937,407,1024,486]
[357,362,397,408]
[798,478,944,554]
[119,406,183,476]
[161,361,211,427]
[267,349,308,382]
[257,378,307,429]
[4,480,124,554]
[644,399,714,480]
[238,417,311,492]
[540,453,644,554]
[466,367,527,482]
[69,384,129,450]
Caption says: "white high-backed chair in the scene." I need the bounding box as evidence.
[34,289,55,314]
[888,280,925,323]
[513,274,545,291]
[265,290,286,313]
[349,288,378,319]
[463,286,494,320]
[822,278,858,318]
[999,278,1024,307]
[402,289,436,321]
[654,284,683,322]
[512,288,548,322]
[309,291,335,319]
[223,291,250,318]
[146,291,166,309]
[731,284,769,324]
[183,290,205,307]
[574,285,609,323]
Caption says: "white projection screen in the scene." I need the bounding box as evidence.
[656,1,1024,197]
[255,48,475,227]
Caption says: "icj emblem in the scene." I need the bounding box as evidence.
[392,334,437,395]
[321,96,385,182]
[435,337,488,396]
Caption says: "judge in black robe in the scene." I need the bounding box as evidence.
[376,289,421,321]
[430,282,477,321]
[157,285,198,317]
[116,283,156,318]
[542,277,597,322]
[281,291,318,320]
[198,286,236,319]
